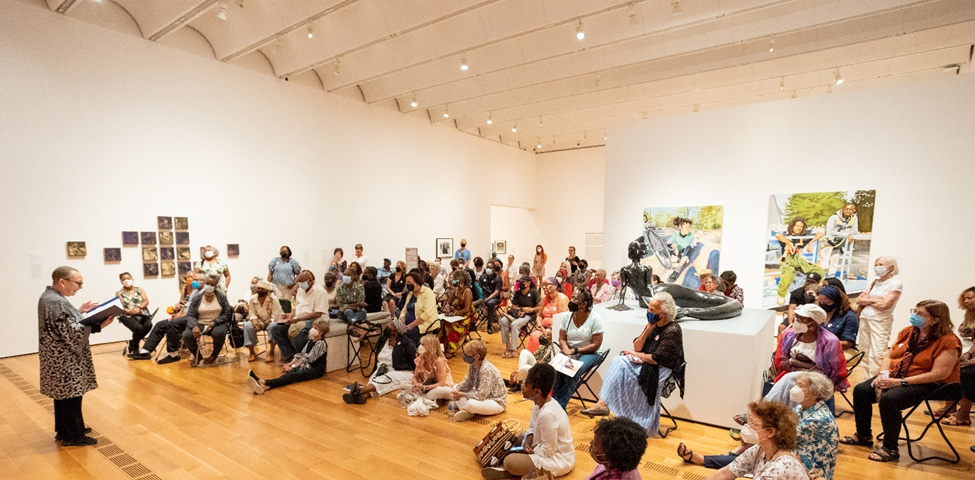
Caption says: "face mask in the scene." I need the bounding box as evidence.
[740,424,764,445]
[191,281,200,289]
[281,252,289,258]
[308,328,320,340]
[463,353,475,364]
[395,266,402,272]
[789,385,805,404]
[909,313,926,328]
[539,335,550,346]
[567,301,579,312]
[792,321,808,334]
[485,268,493,276]
[203,285,215,294]
[874,265,887,276]
[298,281,309,290]
[461,244,466,248]
[537,249,542,253]
[257,290,268,297]
[204,251,214,259]
[342,276,352,285]
[122,279,133,288]
[405,283,415,292]
[820,302,836,313]
[451,279,459,286]
[646,312,660,324]
[611,280,620,287]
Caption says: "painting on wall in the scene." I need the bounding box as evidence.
[157,216,173,230]
[122,231,139,246]
[762,190,875,308]
[160,261,176,277]
[159,231,174,245]
[67,242,87,258]
[177,261,193,275]
[143,262,159,277]
[160,247,175,260]
[227,244,240,257]
[177,247,192,260]
[175,232,190,245]
[436,238,453,259]
[141,231,156,245]
[104,248,121,263]
[142,246,158,262]
[174,217,189,230]
[636,206,724,288]
[494,240,507,255]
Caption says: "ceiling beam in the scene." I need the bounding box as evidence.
[148,0,220,42]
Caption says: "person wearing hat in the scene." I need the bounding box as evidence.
[698,269,718,293]
[818,286,859,351]
[765,304,848,410]
[500,276,541,358]
[246,279,285,362]
[377,258,393,284]
[779,271,824,336]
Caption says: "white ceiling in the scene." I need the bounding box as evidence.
[41,0,975,153]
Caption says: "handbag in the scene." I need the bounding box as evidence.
[473,419,522,467]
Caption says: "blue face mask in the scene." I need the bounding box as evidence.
[452,279,459,286]
[909,313,926,328]
[191,281,200,289]
[342,276,352,285]
[646,312,660,324]
[298,281,309,290]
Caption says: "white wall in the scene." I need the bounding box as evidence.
[605,74,975,336]
[490,205,545,270]
[0,0,535,357]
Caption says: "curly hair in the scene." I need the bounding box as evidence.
[747,400,798,451]
[572,285,594,311]
[672,216,693,227]
[787,217,808,235]
[593,417,647,472]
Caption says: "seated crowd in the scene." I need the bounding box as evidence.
[111,244,975,479]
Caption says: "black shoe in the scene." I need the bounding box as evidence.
[130,353,152,360]
[157,355,179,365]
[61,435,97,447]
[342,393,367,405]
[248,369,260,382]
[503,378,511,387]
[55,426,92,441]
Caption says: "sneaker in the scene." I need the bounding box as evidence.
[61,435,98,447]
[130,353,152,361]
[508,383,521,393]
[481,467,515,480]
[452,410,474,422]
[247,377,265,395]
[157,354,179,365]
[248,369,260,382]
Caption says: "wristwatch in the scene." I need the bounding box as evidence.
[901,379,908,387]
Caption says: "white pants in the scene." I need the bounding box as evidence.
[423,386,453,400]
[458,397,505,416]
[858,312,894,378]
[514,349,537,383]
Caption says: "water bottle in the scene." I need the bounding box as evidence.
[447,399,457,419]
[398,388,408,409]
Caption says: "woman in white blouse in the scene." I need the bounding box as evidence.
[856,255,903,377]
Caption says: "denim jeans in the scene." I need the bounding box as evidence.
[243,320,257,347]
[500,315,531,350]
[703,454,738,469]
[552,351,602,408]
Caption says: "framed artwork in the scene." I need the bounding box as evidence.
[177,261,193,275]
[495,240,507,255]
[157,216,173,230]
[122,231,139,246]
[227,244,240,257]
[177,247,192,260]
[436,238,454,259]
[174,217,189,230]
[142,246,158,262]
[104,248,121,262]
[638,205,724,288]
[143,262,159,277]
[159,231,174,245]
[141,231,156,245]
[160,261,176,277]
[175,231,190,245]
[160,247,175,260]
[66,242,87,258]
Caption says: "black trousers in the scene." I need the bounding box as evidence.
[961,366,975,401]
[853,376,939,450]
[265,365,325,389]
[53,396,85,440]
[142,317,188,353]
[118,315,153,353]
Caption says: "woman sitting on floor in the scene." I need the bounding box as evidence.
[247,319,328,394]
[581,292,684,438]
[343,322,417,404]
[451,340,507,422]
[584,417,648,480]
[705,401,810,480]
[412,334,453,401]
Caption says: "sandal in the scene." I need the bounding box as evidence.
[840,434,874,447]
[677,443,694,463]
[941,416,971,426]
[867,446,900,463]
[924,407,952,417]
[733,413,748,426]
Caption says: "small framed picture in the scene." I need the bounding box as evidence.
[175,231,190,245]
[436,238,454,259]
[177,261,193,275]
[141,231,156,245]
[176,247,192,260]
[227,244,240,257]
[495,240,507,255]
[157,216,173,230]
[159,231,174,245]
[143,262,159,277]
[160,247,175,260]
[122,231,139,246]
[67,242,87,258]
[104,247,121,262]
[174,217,189,230]
[142,246,158,262]
[160,261,176,277]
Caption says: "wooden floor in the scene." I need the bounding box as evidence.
[1,333,973,480]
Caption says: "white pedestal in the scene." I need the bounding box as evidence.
[571,300,774,429]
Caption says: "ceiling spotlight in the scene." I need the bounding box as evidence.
[779,77,785,90]
[410,92,418,108]
[460,54,469,71]
[217,3,228,20]
[768,39,775,52]
[443,105,450,118]
[333,58,341,75]
[307,24,313,38]
[537,140,543,149]
[511,123,518,133]
[575,19,585,40]
[833,68,844,85]
[672,1,682,15]
[486,113,493,125]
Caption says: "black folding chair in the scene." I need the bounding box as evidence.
[892,382,963,463]
[347,320,384,376]
[658,361,686,438]
[122,308,159,358]
[835,349,865,417]
[516,314,538,350]
[570,349,611,410]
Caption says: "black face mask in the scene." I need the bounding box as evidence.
[325,281,335,288]
[395,267,402,273]
[406,283,416,291]
[280,252,290,258]
[461,244,467,248]
[257,291,268,297]
[820,302,837,313]
[568,301,580,312]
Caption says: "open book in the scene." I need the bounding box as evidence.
[82,296,125,324]
[550,352,583,377]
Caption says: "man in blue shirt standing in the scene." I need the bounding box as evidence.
[268,246,301,301]
[454,238,472,268]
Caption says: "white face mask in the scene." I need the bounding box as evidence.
[792,321,808,334]
[204,250,215,259]
[874,265,887,276]
[740,424,764,445]
[203,285,215,294]
[122,279,133,288]
[789,385,805,404]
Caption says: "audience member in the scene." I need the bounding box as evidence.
[509,328,554,392]
[501,276,541,358]
[566,246,581,273]
[343,324,416,404]
[400,271,440,344]
[533,245,548,285]
[699,270,719,294]
[377,258,393,283]
[181,275,234,365]
[856,255,904,377]
[780,273,822,336]
[585,417,647,480]
[477,261,504,334]
[322,272,338,309]
[335,266,367,327]
[267,246,301,301]
[455,239,472,268]
[245,280,283,362]
[247,319,329,394]
[351,243,368,267]
[329,247,347,276]
[818,286,858,350]
[195,245,231,293]
[705,401,810,480]
[430,262,445,298]
[412,334,454,401]
[442,269,476,356]
[116,272,152,359]
[361,267,384,314]
[505,254,518,284]
[590,269,613,304]
[526,277,569,352]
[451,340,507,421]
[139,273,205,364]
[555,262,573,298]
[582,293,684,437]
[552,288,604,409]
[267,270,327,362]
[721,271,744,305]
[943,286,975,426]
[384,260,408,316]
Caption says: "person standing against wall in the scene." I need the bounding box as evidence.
[856,256,903,378]
[268,246,301,301]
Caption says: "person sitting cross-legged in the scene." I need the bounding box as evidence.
[451,340,507,422]
[343,322,417,405]
[411,334,454,401]
[248,319,329,394]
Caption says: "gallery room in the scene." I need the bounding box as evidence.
[2,1,975,479]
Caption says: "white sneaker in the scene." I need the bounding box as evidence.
[247,377,265,395]
[452,410,474,422]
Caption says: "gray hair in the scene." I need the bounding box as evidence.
[653,291,677,320]
[797,371,833,402]
[876,255,899,275]
[52,266,78,283]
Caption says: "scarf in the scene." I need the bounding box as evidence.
[891,327,938,379]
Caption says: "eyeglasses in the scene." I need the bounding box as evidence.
[64,279,83,287]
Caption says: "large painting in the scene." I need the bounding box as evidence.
[763,190,875,308]
[636,206,724,288]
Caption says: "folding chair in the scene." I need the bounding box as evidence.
[347,320,384,376]
[835,349,865,417]
[658,361,686,438]
[121,308,159,358]
[515,315,538,350]
[570,349,611,410]
[879,382,963,463]
[191,324,240,367]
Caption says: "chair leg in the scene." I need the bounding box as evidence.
[659,403,678,438]
[904,398,961,463]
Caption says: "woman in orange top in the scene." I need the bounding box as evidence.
[841,299,961,463]
[525,277,570,353]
